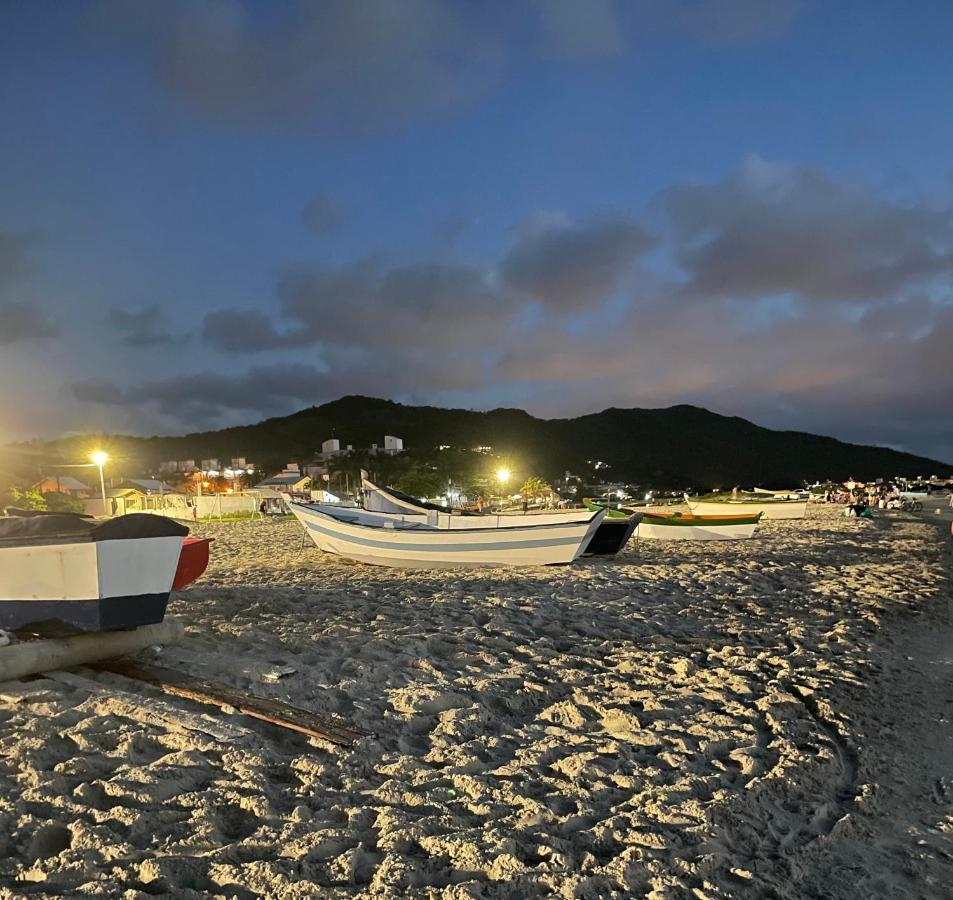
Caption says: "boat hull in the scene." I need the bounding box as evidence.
[637,513,760,541]
[172,537,213,590]
[288,503,604,568]
[359,481,633,556]
[0,536,183,632]
[582,515,642,555]
[687,500,807,520]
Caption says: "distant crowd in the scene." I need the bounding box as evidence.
[819,481,952,518]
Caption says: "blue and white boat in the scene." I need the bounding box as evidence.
[286,501,605,568]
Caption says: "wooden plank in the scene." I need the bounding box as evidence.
[96,660,372,747]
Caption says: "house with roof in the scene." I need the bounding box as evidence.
[254,464,311,497]
[120,478,176,494]
[35,476,91,497]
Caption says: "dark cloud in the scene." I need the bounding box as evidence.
[91,1,802,136]
[435,213,476,247]
[201,309,309,353]
[279,259,513,347]
[72,363,335,424]
[70,379,125,404]
[532,0,623,58]
[661,156,953,302]
[70,350,490,431]
[0,301,59,345]
[108,304,180,347]
[0,233,58,346]
[0,232,33,288]
[500,216,654,310]
[671,0,802,43]
[301,193,343,235]
[95,0,506,134]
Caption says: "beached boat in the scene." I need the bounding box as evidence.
[685,496,808,520]
[172,536,214,590]
[637,510,762,540]
[286,501,606,568]
[362,480,640,556]
[0,512,188,632]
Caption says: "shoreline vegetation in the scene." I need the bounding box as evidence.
[0,506,950,896]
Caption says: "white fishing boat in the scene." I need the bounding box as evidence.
[286,501,606,568]
[359,479,640,556]
[0,512,188,632]
[685,496,808,520]
[637,510,762,540]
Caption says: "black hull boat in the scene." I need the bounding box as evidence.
[0,511,188,633]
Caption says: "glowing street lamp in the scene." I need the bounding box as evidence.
[90,450,108,514]
[495,467,510,510]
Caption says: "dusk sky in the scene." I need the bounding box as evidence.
[2,0,952,462]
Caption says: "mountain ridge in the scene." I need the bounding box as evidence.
[8,396,949,488]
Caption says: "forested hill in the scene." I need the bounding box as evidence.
[9,396,949,489]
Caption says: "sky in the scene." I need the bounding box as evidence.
[1,0,952,462]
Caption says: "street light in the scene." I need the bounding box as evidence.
[90,450,108,515]
[496,467,510,510]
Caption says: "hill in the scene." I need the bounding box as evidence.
[5,396,949,490]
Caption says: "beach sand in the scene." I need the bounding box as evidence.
[0,507,950,898]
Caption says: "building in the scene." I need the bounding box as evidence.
[34,476,91,497]
[201,458,221,472]
[254,464,311,496]
[383,435,403,454]
[119,478,176,494]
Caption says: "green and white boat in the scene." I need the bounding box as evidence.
[637,510,762,540]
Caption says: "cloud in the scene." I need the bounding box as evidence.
[301,193,343,235]
[532,0,623,58]
[91,1,803,136]
[108,304,181,347]
[672,0,802,43]
[0,301,59,345]
[71,363,335,424]
[500,216,654,310]
[0,233,59,346]
[0,232,33,288]
[95,0,507,134]
[661,156,953,302]
[69,351,490,430]
[70,378,125,404]
[201,309,309,353]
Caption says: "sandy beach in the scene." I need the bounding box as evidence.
[1,506,950,898]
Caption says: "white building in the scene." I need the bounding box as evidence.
[383,435,403,454]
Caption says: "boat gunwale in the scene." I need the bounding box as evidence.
[641,511,763,526]
[291,502,604,535]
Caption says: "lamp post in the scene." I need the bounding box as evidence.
[496,467,510,511]
[91,450,108,515]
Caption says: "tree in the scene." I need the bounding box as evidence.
[520,476,554,501]
[8,487,47,511]
[41,491,85,514]
[395,469,442,499]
